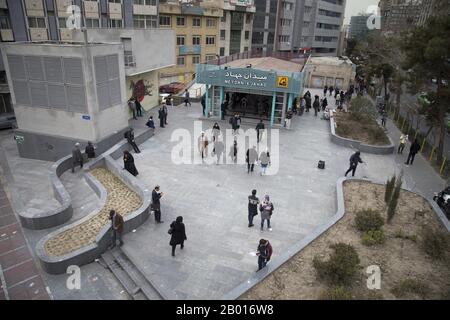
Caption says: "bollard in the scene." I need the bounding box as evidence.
[440,157,447,175]
[429,146,436,161]
[414,130,418,140]
[420,139,426,153]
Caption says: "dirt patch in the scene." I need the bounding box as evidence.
[334,112,390,146]
[241,181,450,300]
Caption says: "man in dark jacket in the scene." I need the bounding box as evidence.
[305,94,312,112]
[256,239,273,271]
[313,95,320,116]
[169,216,187,257]
[405,139,421,165]
[201,95,206,116]
[248,189,260,227]
[135,98,143,117]
[85,141,96,159]
[124,128,140,153]
[246,146,258,174]
[345,151,363,177]
[71,142,83,173]
[256,120,265,143]
[152,185,164,223]
[158,106,165,128]
[109,210,124,248]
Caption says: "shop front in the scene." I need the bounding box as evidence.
[195,58,305,127]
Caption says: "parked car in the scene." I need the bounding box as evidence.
[159,82,184,94]
[0,113,16,129]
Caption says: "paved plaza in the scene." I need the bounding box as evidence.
[0,88,445,300]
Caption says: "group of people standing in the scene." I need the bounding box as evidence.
[128,97,144,120]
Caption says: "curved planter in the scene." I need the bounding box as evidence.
[222,177,449,300]
[330,112,395,155]
[18,155,75,230]
[35,155,152,274]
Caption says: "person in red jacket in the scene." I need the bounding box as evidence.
[256,239,273,271]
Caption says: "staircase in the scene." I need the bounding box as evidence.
[101,248,163,300]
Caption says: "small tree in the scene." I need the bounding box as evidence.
[387,174,403,223]
[348,96,377,121]
[385,175,396,204]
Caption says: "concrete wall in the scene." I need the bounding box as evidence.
[305,57,356,89]
[72,29,176,76]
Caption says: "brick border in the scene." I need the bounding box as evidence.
[330,111,395,154]
[222,177,449,300]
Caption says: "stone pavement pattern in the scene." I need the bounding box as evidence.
[114,88,435,299]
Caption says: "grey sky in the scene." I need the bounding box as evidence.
[344,0,379,24]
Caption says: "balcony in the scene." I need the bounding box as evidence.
[179,45,201,55]
[181,4,205,15]
[108,2,122,20]
[133,4,157,15]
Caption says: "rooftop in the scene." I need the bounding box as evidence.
[224,57,304,73]
[308,56,355,66]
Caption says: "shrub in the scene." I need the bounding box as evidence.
[385,175,396,204]
[387,174,402,224]
[313,243,360,286]
[355,209,384,232]
[318,286,353,300]
[393,229,417,242]
[421,226,450,261]
[362,229,386,246]
[391,278,431,299]
[336,121,351,136]
[348,97,377,121]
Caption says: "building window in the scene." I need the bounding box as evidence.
[221,12,226,22]
[176,35,185,46]
[133,0,157,5]
[28,17,46,28]
[278,35,290,42]
[109,0,122,3]
[244,46,248,52]
[192,56,200,64]
[219,47,225,56]
[281,19,291,26]
[108,19,122,28]
[282,1,293,11]
[220,30,226,40]
[177,56,185,66]
[205,55,215,62]
[159,15,171,26]
[58,18,67,28]
[176,16,185,26]
[0,16,11,29]
[304,6,312,14]
[303,21,309,28]
[134,15,157,28]
[245,31,249,40]
[206,18,216,27]
[192,35,201,45]
[85,18,100,28]
[246,13,251,24]
[206,36,215,45]
[192,17,201,27]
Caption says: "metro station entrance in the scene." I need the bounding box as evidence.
[223,89,272,121]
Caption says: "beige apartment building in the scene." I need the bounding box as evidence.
[158,0,222,84]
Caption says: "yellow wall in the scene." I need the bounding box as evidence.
[159,13,220,82]
[126,70,160,113]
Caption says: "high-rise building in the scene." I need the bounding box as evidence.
[379,0,422,34]
[417,0,450,25]
[251,0,346,57]
[348,15,371,40]
[251,0,279,55]
[218,0,255,57]
[0,0,174,118]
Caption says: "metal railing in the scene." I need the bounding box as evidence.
[204,49,311,66]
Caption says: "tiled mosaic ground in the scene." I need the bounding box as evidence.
[44,168,142,257]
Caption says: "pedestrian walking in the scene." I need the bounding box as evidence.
[221,100,226,120]
[256,239,273,271]
[259,196,274,231]
[212,123,221,142]
[135,98,143,117]
[213,139,224,164]
[123,150,138,176]
[197,131,209,160]
[158,106,165,128]
[184,89,191,107]
[248,189,260,227]
[381,111,387,127]
[109,210,124,248]
[335,94,341,109]
[128,98,137,120]
[323,85,328,97]
[321,97,328,111]
[285,109,293,128]
[163,102,168,125]
[329,86,334,96]
[313,95,320,116]
[256,119,265,143]
[229,138,238,163]
[300,97,306,115]
[398,134,408,154]
[405,139,420,165]
[169,216,187,257]
[345,151,363,177]
[305,94,311,113]
[146,116,155,129]
[259,149,271,175]
[201,94,206,116]
[152,185,164,223]
[124,128,140,153]
[246,145,258,174]
[230,114,240,134]
[292,97,298,114]
[71,142,84,173]
[85,141,96,159]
